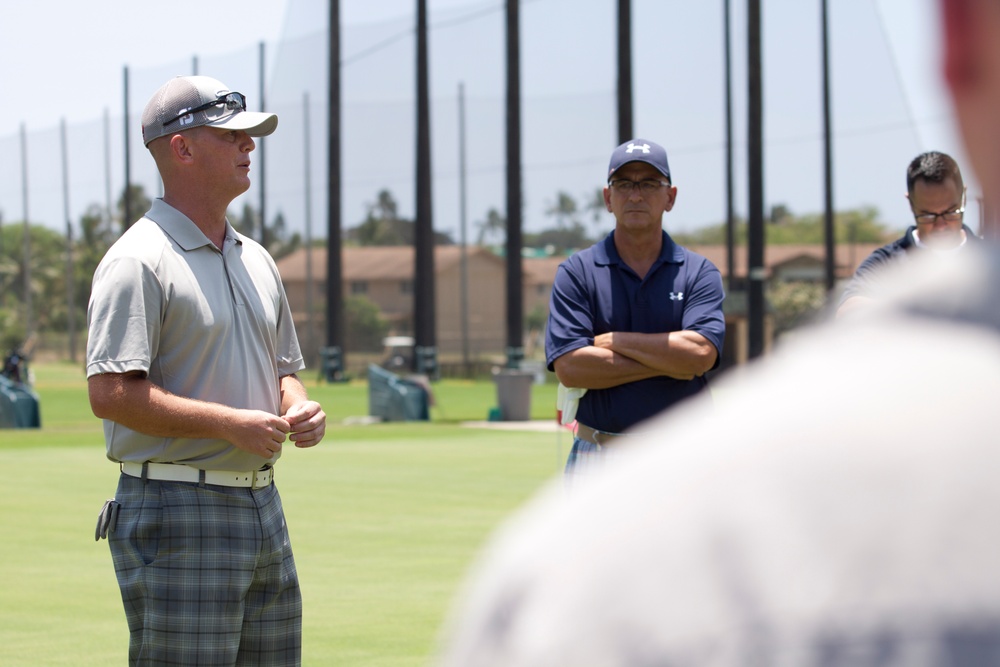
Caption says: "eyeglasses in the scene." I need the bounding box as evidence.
[914,207,964,225]
[162,92,247,128]
[913,191,966,225]
[609,178,671,194]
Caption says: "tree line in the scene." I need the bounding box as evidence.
[0,185,302,355]
[0,183,898,357]
[352,189,898,252]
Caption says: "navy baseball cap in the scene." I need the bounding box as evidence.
[607,139,671,183]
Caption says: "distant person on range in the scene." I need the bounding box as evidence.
[545,138,725,472]
[838,150,981,317]
[87,75,326,666]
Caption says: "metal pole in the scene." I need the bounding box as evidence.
[617,0,633,142]
[458,82,471,374]
[724,0,735,293]
[747,0,765,358]
[259,41,267,247]
[821,0,836,293]
[505,0,524,369]
[303,91,316,366]
[415,0,437,377]
[192,55,199,76]
[326,0,346,379]
[123,65,132,231]
[61,118,77,363]
[104,108,113,238]
[20,123,32,339]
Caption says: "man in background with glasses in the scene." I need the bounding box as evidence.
[545,138,725,473]
[837,151,981,317]
[87,75,326,666]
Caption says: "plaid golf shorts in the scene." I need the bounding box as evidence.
[564,436,619,473]
[109,473,302,666]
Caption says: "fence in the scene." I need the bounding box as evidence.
[0,0,945,363]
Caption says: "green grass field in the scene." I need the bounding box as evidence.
[0,362,568,666]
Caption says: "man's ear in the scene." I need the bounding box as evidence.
[169,132,195,163]
[664,185,678,213]
[942,0,977,93]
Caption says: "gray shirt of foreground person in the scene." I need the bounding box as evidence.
[436,246,1000,667]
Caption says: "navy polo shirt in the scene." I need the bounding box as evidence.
[840,224,981,305]
[546,230,726,433]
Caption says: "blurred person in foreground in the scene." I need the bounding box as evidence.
[433,2,1000,664]
[87,75,326,666]
[838,150,981,317]
[545,138,725,473]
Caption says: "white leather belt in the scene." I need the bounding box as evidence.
[120,462,273,489]
[575,423,624,447]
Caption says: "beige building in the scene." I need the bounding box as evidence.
[275,241,883,368]
[687,243,882,365]
[275,245,560,359]
[689,243,882,284]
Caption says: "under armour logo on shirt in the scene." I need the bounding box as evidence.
[625,143,651,154]
[669,292,684,301]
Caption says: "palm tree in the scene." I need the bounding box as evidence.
[546,191,578,230]
[476,208,506,245]
[116,184,152,235]
[584,187,609,236]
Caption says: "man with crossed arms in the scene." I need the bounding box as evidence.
[545,138,725,472]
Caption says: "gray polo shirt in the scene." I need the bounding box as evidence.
[86,199,304,471]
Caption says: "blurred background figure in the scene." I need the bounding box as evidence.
[436,248,1000,667]
[942,0,1000,228]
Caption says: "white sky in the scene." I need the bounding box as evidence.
[0,0,973,239]
[0,0,478,133]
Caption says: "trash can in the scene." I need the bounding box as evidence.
[368,364,429,422]
[493,369,534,421]
[0,375,41,428]
[318,346,345,383]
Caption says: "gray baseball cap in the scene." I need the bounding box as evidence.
[141,75,277,147]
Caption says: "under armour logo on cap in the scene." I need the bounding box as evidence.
[608,138,671,182]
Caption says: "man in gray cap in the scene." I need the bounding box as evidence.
[87,75,326,666]
[545,138,725,473]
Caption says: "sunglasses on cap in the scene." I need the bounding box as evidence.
[162,92,247,128]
